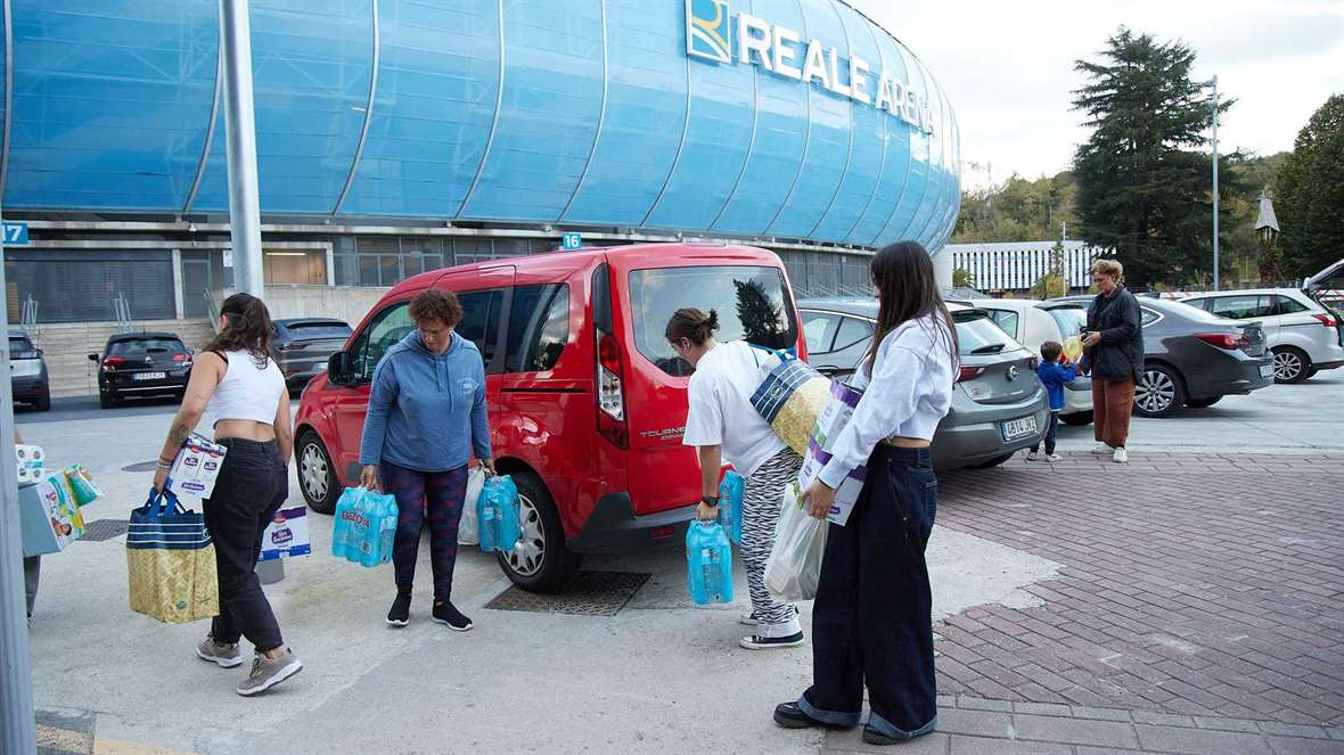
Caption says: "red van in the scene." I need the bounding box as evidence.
[294,243,805,591]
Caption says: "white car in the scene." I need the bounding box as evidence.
[1179,289,1344,384]
[969,299,1095,426]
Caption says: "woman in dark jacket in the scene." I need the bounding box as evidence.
[1083,258,1144,464]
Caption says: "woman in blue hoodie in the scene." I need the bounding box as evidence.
[358,289,493,631]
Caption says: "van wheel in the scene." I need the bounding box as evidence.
[297,432,338,515]
[1060,410,1093,426]
[498,470,580,593]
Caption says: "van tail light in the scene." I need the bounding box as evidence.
[596,331,628,448]
[1312,313,1338,328]
[956,366,985,383]
[1196,333,1249,351]
[102,356,126,372]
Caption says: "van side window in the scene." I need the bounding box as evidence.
[352,301,413,382]
[455,289,505,370]
[506,284,570,373]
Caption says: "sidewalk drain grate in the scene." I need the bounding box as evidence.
[484,570,651,617]
[122,460,159,472]
[81,519,129,542]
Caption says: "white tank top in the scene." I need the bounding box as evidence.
[207,350,286,425]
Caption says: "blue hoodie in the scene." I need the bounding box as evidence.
[359,331,491,472]
[1037,361,1078,412]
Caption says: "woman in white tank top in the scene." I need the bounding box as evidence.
[150,293,303,697]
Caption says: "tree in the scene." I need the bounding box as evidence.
[953,172,1079,243]
[1030,241,1070,299]
[952,267,976,289]
[1071,28,1242,288]
[1276,94,1344,278]
[733,279,786,346]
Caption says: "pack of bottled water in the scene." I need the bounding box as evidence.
[717,469,745,545]
[477,475,521,554]
[686,520,733,605]
[331,487,398,567]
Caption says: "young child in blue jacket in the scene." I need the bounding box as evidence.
[1027,341,1077,462]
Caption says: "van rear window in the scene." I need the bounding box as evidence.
[629,266,797,377]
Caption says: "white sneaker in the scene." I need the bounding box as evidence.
[1025,451,1040,462]
[1113,447,1128,464]
[1045,454,1062,462]
[1093,442,1110,455]
[739,631,805,650]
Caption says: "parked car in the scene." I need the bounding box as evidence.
[1178,289,1344,384]
[272,318,354,393]
[89,332,193,408]
[295,243,806,592]
[967,298,1095,426]
[1047,296,1274,417]
[798,298,1048,471]
[9,331,50,411]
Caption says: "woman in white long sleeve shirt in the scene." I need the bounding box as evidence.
[773,241,958,746]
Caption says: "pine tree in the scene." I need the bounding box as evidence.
[1276,94,1344,278]
[734,279,786,346]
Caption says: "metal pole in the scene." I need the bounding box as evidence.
[219,0,264,297]
[1211,75,1220,291]
[0,216,37,752]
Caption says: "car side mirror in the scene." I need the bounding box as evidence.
[87,353,99,363]
[327,351,355,386]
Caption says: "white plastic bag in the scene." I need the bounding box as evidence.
[458,467,486,546]
[764,482,828,602]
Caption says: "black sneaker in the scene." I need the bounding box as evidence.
[386,591,411,627]
[431,601,473,632]
[773,701,854,730]
[863,723,935,746]
[740,631,805,650]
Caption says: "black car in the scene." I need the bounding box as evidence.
[1047,296,1274,417]
[89,332,193,408]
[272,318,353,393]
[9,331,50,411]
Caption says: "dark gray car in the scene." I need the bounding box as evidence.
[273,318,353,393]
[799,298,1049,470]
[1047,295,1273,417]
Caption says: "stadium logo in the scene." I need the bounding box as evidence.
[687,0,732,64]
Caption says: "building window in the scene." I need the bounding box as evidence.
[264,250,327,285]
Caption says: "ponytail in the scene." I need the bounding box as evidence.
[205,293,274,367]
[664,308,719,346]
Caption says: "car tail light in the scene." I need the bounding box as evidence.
[596,331,628,448]
[102,356,126,371]
[1312,313,1338,328]
[1196,333,1249,350]
[957,366,985,383]
[172,353,190,362]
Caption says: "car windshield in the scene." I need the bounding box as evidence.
[629,265,797,376]
[954,312,1019,356]
[282,322,352,340]
[109,338,186,356]
[1045,307,1087,338]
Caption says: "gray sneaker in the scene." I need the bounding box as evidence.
[196,635,243,668]
[236,648,303,697]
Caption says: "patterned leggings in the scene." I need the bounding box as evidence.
[381,461,469,602]
[741,448,805,638]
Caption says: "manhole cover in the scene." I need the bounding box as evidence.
[81,519,129,542]
[122,460,158,472]
[484,570,651,617]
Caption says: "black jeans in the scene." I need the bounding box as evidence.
[800,445,938,740]
[203,438,287,652]
[1031,411,1060,455]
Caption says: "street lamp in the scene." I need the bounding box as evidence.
[1206,76,1221,291]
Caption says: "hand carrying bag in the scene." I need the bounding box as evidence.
[127,489,219,624]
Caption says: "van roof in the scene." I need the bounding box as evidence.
[387,242,779,297]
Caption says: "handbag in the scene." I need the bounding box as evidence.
[748,348,831,456]
[126,489,219,624]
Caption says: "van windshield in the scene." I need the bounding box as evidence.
[629,266,797,376]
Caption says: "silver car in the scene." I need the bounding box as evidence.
[1179,289,1344,384]
[799,298,1049,470]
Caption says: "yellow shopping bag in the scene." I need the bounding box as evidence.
[126,490,219,624]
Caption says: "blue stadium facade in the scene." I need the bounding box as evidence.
[0,0,959,323]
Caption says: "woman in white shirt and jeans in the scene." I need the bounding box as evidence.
[668,309,805,650]
[773,242,958,746]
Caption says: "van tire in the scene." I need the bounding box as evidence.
[498,470,580,593]
[296,432,338,515]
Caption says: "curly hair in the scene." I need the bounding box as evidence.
[205,293,273,366]
[409,288,464,328]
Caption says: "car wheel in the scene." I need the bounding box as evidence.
[1134,364,1185,418]
[972,454,1013,469]
[1060,410,1093,426]
[296,432,338,515]
[497,469,580,593]
[35,392,51,412]
[1271,346,1311,384]
[1186,396,1222,408]
[98,391,118,410]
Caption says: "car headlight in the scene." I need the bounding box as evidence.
[10,360,42,378]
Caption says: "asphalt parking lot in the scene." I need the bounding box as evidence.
[14,372,1344,754]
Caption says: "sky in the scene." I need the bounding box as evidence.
[852,0,1344,190]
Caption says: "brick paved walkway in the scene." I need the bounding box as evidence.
[928,451,1344,730]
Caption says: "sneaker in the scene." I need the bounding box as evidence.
[195,635,242,669]
[1113,447,1128,464]
[236,648,303,697]
[1045,453,1062,463]
[431,601,473,632]
[1093,442,1110,454]
[740,631,805,650]
[386,591,411,627]
[1025,451,1040,462]
[772,701,855,731]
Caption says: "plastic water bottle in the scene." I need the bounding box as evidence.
[371,491,398,566]
[478,475,520,553]
[686,521,733,605]
[717,469,745,545]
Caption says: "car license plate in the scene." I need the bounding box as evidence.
[1001,416,1038,442]
[134,372,166,381]
[1259,363,1274,378]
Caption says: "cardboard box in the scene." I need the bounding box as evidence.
[19,475,86,556]
[165,435,228,501]
[16,444,44,485]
